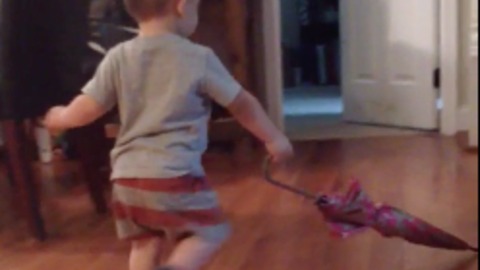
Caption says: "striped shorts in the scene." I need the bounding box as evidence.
[111,176,229,242]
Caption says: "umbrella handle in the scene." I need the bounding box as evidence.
[262,157,324,202]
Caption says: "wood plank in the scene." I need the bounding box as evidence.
[0,136,477,270]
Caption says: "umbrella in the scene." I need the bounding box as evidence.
[262,158,478,252]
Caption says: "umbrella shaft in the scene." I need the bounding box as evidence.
[265,177,318,200]
[262,157,324,202]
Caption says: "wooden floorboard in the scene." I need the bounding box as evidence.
[0,135,478,270]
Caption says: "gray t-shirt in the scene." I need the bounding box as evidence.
[82,33,242,179]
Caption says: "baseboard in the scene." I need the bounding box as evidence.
[455,131,478,152]
[456,105,470,132]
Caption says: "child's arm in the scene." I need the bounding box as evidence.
[202,49,293,162]
[44,47,119,132]
[44,94,107,131]
[227,90,293,162]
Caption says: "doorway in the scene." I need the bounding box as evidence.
[281,0,345,139]
[277,0,442,140]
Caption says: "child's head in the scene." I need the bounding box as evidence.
[124,0,200,37]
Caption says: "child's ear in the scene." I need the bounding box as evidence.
[175,0,187,17]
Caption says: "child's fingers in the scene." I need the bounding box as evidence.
[49,128,64,137]
[36,117,47,128]
[271,154,287,165]
[273,150,294,163]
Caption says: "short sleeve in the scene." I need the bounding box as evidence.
[81,48,118,111]
[202,49,242,107]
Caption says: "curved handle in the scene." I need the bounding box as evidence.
[262,157,318,201]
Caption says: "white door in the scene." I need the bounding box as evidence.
[341,0,439,129]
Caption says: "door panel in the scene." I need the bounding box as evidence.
[341,0,439,129]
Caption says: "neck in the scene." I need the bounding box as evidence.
[138,16,177,37]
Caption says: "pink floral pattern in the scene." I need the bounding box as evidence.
[316,181,477,252]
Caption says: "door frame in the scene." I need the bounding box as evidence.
[261,0,285,131]
[261,0,459,135]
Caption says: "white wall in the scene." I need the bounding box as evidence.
[467,0,478,146]
[458,0,470,106]
[457,0,478,147]
[468,56,478,146]
[457,0,478,134]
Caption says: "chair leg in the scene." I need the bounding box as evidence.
[68,126,109,214]
[6,155,16,188]
[81,160,108,214]
[1,120,46,241]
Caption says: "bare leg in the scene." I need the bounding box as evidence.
[130,237,165,270]
[165,224,231,270]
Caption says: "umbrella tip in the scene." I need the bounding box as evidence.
[315,196,330,206]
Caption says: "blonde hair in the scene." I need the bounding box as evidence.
[123,0,171,20]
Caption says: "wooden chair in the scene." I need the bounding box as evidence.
[0,120,47,241]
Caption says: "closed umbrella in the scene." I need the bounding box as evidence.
[263,158,477,252]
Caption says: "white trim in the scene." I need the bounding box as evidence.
[456,105,470,131]
[439,0,459,135]
[467,55,478,147]
[470,0,478,57]
[468,0,478,146]
[261,0,285,131]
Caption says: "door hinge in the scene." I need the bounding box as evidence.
[433,68,441,89]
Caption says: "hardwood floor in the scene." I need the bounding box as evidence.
[0,135,478,270]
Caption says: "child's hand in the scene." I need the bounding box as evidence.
[43,106,67,134]
[266,135,294,163]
